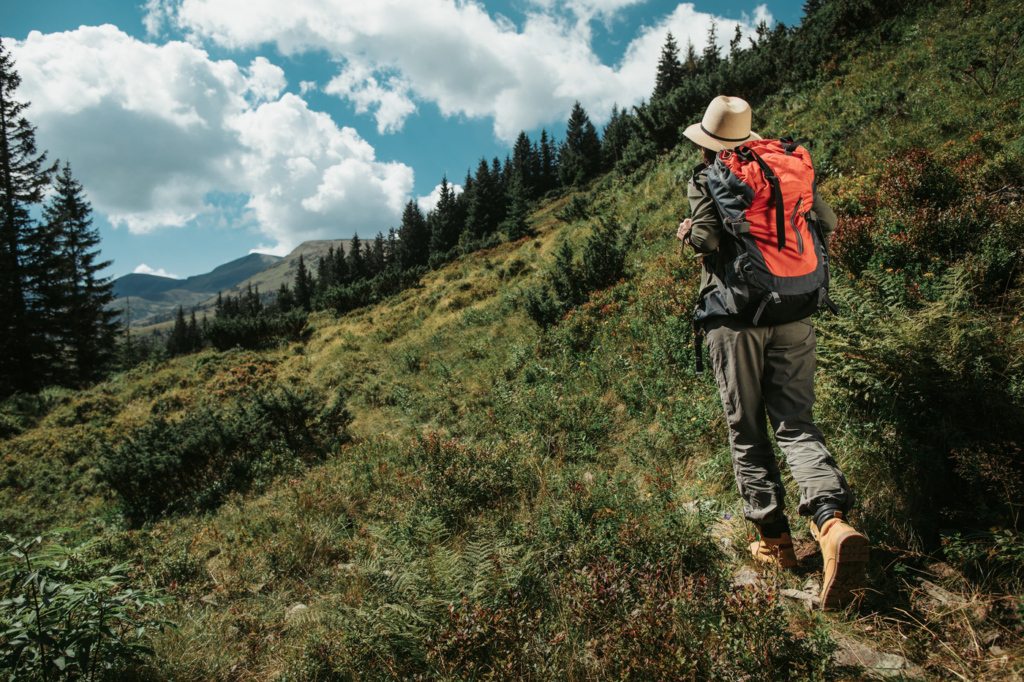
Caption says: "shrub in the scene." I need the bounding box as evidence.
[204,310,309,351]
[420,435,538,529]
[99,385,353,522]
[525,217,637,327]
[0,533,172,681]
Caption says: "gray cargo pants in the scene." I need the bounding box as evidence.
[705,317,853,525]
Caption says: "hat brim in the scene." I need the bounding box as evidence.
[683,123,761,152]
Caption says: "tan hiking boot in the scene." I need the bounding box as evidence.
[749,529,798,568]
[811,512,869,610]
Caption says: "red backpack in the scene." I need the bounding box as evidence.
[695,137,837,328]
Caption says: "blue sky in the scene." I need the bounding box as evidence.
[2,0,807,280]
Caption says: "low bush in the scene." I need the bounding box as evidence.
[524,217,637,327]
[204,310,309,351]
[99,385,353,522]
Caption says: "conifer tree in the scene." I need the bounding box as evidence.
[730,24,744,60]
[512,131,537,199]
[683,40,701,77]
[501,164,533,241]
[39,162,118,383]
[275,282,295,313]
[367,232,387,277]
[346,233,365,281]
[703,21,722,70]
[465,157,504,239]
[316,249,333,296]
[427,177,460,267]
[653,32,685,100]
[0,39,57,394]
[602,105,635,170]
[397,199,429,269]
[558,102,602,188]
[332,243,349,285]
[539,130,558,194]
[187,308,202,352]
[166,306,189,356]
[294,254,314,311]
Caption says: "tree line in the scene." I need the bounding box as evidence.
[0,40,119,397]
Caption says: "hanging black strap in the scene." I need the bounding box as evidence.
[752,292,781,326]
[743,147,786,252]
[694,327,705,376]
[819,288,840,315]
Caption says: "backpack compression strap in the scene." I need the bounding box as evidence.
[738,146,786,252]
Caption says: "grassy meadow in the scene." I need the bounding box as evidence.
[2,0,1023,679]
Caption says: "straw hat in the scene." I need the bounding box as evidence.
[683,96,761,151]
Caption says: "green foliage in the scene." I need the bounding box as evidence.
[99,384,353,522]
[0,532,171,681]
[525,217,638,327]
[419,435,538,530]
[942,528,1024,594]
[203,309,309,351]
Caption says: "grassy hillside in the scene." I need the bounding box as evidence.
[1,1,1022,679]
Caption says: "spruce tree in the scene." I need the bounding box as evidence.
[465,157,501,240]
[275,282,295,313]
[602,105,635,170]
[187,308,203,352]
[558,102,602,188]
[683,40,701,77]
[39,162,118,384]
[539,130,558,194]
[0,39,57,394]
[166,306,189,357]
[294,254,314,311]
[511,131,537,200]
[703,21,722,70]
[397,199,429,269]
[427,177,460,267]
[653,32,685,100]
[367,232,387,277]
[346,233,365,281]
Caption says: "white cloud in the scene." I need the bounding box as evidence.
[324,58,417,134]
[417,181,463,214]
[158,0,771,142]
[133,263,181,279]
[299,80,318,94]
[10,26,414,253]
[245,56,287,103]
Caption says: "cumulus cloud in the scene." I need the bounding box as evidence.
[133,263,181,278]
[159,0,771,142]
[10,26,413,252]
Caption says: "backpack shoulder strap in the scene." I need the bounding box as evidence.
[737,145,786,252]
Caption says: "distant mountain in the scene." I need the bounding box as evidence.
[109,241,349,331]
[113,253,281,300]
[215,240,351,301]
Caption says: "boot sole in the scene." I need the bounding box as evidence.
[820,531,869,610]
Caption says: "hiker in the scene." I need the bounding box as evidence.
[676,95,869,609]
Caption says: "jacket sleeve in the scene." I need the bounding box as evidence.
[687,169,722,253]
[810,185,838,249]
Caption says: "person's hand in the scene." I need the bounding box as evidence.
[676,218,692,243]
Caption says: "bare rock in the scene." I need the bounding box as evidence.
[834,636,925,679]
[285,603,309,624]
[732,567,761,589]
